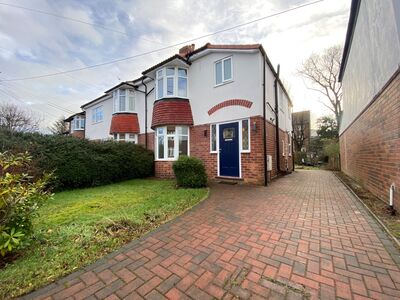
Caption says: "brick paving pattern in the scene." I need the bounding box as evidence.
[23,170,400,299]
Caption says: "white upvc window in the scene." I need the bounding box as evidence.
[215,56,233,86]
[210,124,217,153]
[113,89,135,113]
[92,106,103,123]
[155,67,188,100]
[288,133,292,156]
[240,119,250,152]
[155,125,189,160]
[73,116,85,131]
[113,133,137,143]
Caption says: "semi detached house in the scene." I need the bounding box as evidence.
[65,43,294,184]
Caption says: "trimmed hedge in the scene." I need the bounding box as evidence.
[173,156,207,188]
[0,130,154,190]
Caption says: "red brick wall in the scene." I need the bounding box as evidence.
[138,132,154,151]
[147,117,293,183]
[71,130,85,138]
[340,71,400,208]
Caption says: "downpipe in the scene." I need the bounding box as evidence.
[389,183,396,215]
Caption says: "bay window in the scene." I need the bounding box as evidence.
[73,116,85,131]
[113,89,135,113]
[156,67,188,100]
[215,57,232,85]
[156,126,189,160]
[113,133,137,143]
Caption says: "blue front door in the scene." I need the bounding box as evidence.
[219,122,240,177]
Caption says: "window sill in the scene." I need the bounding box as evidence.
[155,158,178,162]
[73,128,85,131]
[92,120,104,125]
[214,80,233,88]
[113,111,136,114]
[241,150,251,154]
[155,96,189,101]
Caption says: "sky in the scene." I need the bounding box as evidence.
[0,0,350,130]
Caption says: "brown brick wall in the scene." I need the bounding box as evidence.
[149,116,293,184]
[138,132,154,151]
[340,71,400,209]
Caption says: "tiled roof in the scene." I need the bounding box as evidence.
[151,99,193,129]
[110,113,140,134]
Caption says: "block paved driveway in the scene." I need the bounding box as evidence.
[24,170,400,300]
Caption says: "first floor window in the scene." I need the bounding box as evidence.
[113,89,135,113]
[241,119,249,151]
[210,124,217,152]
[156,126,189,160]
[156,67,188,99]
[215,57,232,85]
[92,106,103,123]
[113,133,137,143]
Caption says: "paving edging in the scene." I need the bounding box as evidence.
[333,171,400,250]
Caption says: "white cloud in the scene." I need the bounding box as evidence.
[0,0,350,129]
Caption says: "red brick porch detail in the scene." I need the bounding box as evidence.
[207,99,253,115]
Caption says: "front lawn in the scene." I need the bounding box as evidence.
[0,179,208,299]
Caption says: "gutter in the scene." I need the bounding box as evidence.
[136,77,154,149]
[274,65,281,174]
[262,53,268,186]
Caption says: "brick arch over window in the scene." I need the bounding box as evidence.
[208,99,253,115]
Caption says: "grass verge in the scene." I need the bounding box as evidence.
[0,178,208,299]
[335,172,400,241]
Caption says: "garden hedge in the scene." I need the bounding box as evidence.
[0,129,154,190]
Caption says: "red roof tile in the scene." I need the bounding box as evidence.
[151,99,193,129]
[110,113,140,134]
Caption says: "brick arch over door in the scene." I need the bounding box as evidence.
[207,99,253,115]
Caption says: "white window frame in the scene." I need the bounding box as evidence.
[113,89,135,113]
[73,116,85,131]
[92,106,103,124]
[155,67,188,100]
[239,118,251,153]
[113,133,137,143]
[155,125,190,161]
[215,56,233,86]
[288,133,292,156]
[210,124,217,153]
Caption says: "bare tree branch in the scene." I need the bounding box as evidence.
[297,45,343,127]
[0,103,41,133]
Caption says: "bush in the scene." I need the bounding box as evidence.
[173,156,207,188]
[0,152,52,256]
[0,129,154,190]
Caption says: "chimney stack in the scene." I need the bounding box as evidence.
[178,44,195,57]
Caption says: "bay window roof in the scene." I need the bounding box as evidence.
[151,99,193,129]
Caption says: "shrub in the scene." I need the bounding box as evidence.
[173,156,207,188]
[0,152,52,256]
[0,129,154,190]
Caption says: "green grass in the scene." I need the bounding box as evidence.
[0,179,208,299]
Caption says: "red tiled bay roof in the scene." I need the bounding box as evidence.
[151,99,193,129]
[110,113,140,134]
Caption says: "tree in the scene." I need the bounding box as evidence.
[316,116,338,140]
[293,116,307,152]
[49,116,66,135]
[0,103,40,133]
[298,45,343,128]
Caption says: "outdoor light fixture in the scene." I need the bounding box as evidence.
[253,121,257,132]
[204,130,207,137]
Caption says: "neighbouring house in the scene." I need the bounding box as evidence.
[66,43,294,184]
[64,112,85,138]
[292,110,311,153]
[339,0,400,207]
